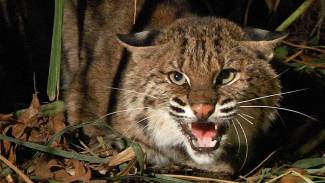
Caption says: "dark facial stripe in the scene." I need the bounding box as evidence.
[220,98,233,105]
[170,105,185,113]
[220,107,236,113]
[172,97,186,106]
[169,112,187,119]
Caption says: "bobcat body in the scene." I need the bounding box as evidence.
[63,1,285,178]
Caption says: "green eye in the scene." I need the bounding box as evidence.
[169,72,186,85]
[216,69,238,85]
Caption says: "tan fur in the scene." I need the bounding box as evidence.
[63,1,285,178]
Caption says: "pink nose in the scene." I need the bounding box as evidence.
[191,104,215,120]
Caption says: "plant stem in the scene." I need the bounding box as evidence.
[276,0,317,31]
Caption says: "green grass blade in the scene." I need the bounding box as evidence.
[15,100,65,118]
[276,0,317,31]
[47,0,64,101]
[0,134,108,163]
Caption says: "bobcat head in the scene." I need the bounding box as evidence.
[116,17,286,166]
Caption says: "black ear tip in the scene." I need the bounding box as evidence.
[116,33,128,43]
[274,31,289,38]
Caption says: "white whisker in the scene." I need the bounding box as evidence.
[236,119,248,171]
[98,107,150,121]
[240,112,254,119]
[238,113,254,125]
[239,105,316,121]
[231,120,241,153]
[272,68,290,79]
[237,88,308,104]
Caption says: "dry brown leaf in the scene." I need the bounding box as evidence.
[48,111,66,134]
[280,175,306,183]
[35,158,91,183]
[109,147,136,167]
[53,159,91,183]
[0,113,14,121]
[34,157,55,179]
[280,168,309,183]
[18,94,41,124]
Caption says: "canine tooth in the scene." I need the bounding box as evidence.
[192,139,198,147]
[215,124,218,130]
[211,140,217,147]
[188,123,192,130]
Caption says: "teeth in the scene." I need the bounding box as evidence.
[191,138,218,148]
[215,124,218,130]
[192,139,199,147]
[188,123,192,131]
[211,139,217,147]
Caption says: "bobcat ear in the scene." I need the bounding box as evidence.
[241,28,288,61]
[116,30,160,61]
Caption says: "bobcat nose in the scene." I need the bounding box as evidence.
[191,104,215,120]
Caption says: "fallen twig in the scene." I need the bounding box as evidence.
[0,154,33,183]
[282,40,325,53]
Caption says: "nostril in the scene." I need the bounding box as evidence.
[192,104,215,120]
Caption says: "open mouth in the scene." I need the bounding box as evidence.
[180,121,226,152]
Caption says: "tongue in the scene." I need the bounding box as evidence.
[191,123,217,148]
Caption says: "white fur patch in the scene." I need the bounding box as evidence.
[147,109,186,148]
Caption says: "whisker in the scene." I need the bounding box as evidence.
[105,86,159,99]
[231,119,241,154]
[235,119,248,171]
[237,88,308,104]
[272,68,290,79]
[239,105,316,121]
[240,112,255,119]
[238,113,254,125]
[98,107,150,121]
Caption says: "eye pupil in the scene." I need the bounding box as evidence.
[169,71,186,85]
[215,69,237,85]
[174,73,183,81]
[221,70,230,78]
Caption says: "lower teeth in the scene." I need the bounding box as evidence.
[191,139,218,148]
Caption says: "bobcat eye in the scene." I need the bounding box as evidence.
[169,72,186,85]
[215,69,238,85]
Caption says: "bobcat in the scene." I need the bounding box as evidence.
[62,0,286,178]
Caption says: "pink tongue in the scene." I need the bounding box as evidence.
[191,123,217,147]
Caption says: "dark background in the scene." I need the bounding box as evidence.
[0,0,324,161]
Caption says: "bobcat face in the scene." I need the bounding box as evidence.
[117,17,286,165]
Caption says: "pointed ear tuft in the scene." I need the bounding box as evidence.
[241,27,288,61]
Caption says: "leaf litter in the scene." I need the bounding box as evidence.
[0,94,139,182]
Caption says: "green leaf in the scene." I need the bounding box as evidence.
[130,142,145,175]
[307,166,325,174]
[292,158,325,169]
[47,0,64,101]
[0,134,108,163]
[275,46,289,60]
